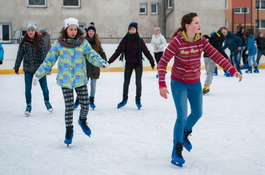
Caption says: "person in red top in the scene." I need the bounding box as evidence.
[158,12,242,167]
[108,22,155,109]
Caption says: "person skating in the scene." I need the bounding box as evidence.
[108,22,155,109]
[39,28,52,75]
[255,32,265,65]
[13,22,52,116]
[74,22,107,110]
[34,18,109,146]
[244,31,259,73]
[203,27,229,95]
[0,42,4,65]
[235,27,246,69]
[158,13,242,167]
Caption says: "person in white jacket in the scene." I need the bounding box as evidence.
[151,27,167,77]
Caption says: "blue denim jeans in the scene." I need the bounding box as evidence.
[171,79,203,143]
[248,55,258,67]
[24,72,49,103]
[90,79,97,97]
[230,50,241,70]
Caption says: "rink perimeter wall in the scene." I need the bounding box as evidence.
[1,43,265,75]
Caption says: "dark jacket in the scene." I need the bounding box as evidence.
[108,37,154,66]
[14,38,47,73]
[203,31,228,58]
[222,31,242,52]
[235,27,245,46]
[255,36,265,50]
[86,38,107,79]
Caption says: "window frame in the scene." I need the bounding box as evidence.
[256,20,265,29]
[27,0,47,8]
[151,3,158,14]
[62,0,81,8]
[167,0,173,9]
[140,3,147,15]
[234,7,249,14]
[256,0,265,9]
[225,0,228,9]
[0,23,12,43]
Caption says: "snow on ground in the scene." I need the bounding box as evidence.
[0,69,265,175]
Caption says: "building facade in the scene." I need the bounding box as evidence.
[0,0,226,43]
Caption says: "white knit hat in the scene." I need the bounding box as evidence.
[27,22,37,31]
[64,17,79,29]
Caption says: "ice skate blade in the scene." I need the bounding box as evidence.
[24,112,31,116]
[48,108,53,113]
[171,159,183,167]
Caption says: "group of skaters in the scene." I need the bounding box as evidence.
[8,12,260,167]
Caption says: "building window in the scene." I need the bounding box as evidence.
[256,0,265,9]
[256,20,265,28]
[0,23,11,43]
[168,0,173,8]
[234,7,249,14]
[225,19,228,28]
[225,0,228,9]
[28,0,46,7]
[63,0,80,8]
[151,3,158,14]
[140,3,147,15]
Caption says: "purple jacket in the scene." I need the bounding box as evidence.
[109,38,154,66]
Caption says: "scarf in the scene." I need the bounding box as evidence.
[119,32,142,63]
[58,38,84,48]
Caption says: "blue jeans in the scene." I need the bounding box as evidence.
[24,72,49,103]
[248,55,258,67]
[256,49,265,65]
[171,79,203,143]
[230,50,241,70]
[90,79,97,97]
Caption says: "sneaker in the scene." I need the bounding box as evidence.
[25,103,31,116]
[78,119,91,137]
[44,100,53,112]
[64,126,74,147]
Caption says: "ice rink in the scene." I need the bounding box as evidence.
[0,69,265,175]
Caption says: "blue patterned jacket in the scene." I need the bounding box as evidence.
[35,39,107,89]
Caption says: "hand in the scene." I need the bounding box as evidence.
[103,62,110,70]
[233,72,242,82]
[238,47,241,50]
[151,62,155,70]
[33,76,39,86]
[15,69,19,75]
[0,60,2,65]
[159,87,169,99]
[245,50,249,55]
[154,46,158,51]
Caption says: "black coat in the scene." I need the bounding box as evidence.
[235,28,245,46]
[86,39,107,79]
[203,31,228,58]
[255,36,265,50]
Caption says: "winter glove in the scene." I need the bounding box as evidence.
[245,50,249,55]
[151,62,155,70]
[33,76,39,86]
[14,69,19,75]
[0,60,2,65]
[103,61,110,70]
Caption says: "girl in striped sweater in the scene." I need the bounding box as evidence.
[158,13,242,167]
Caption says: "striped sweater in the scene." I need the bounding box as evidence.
[158,31,237,88]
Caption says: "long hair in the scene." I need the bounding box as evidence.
[85,33,103,53]
[19,32,41,52]
[244,31,252,44]
[58,27,85,41]
[170,12,198,40]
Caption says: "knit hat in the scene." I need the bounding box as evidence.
[128,22,138,31]
[39,28,47,34]
[27,22,37,31]
[64,17,79,29]
[86,22,96,33]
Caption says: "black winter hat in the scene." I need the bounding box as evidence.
[86,22,96,33]
[128,22,138,31]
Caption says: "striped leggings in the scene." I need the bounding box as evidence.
[62,85,89,127]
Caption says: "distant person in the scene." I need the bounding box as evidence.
[244,31,259,73]
[222,31,242,75]
[39,28,52,75]
[235,27,246,69]
[0,42,4,65]
[108,22,155,109]
[203,27,229,95]
[158,12,242,167]
[255,32,265,65]
[74,22,107,110]
[151,27,167,77]
[13,22,53,116]
[33,18,109,146]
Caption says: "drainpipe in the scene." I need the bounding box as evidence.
[162,0,174,38]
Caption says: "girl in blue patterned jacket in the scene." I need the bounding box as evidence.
[14,22,52,116]
[34,18,109,146]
